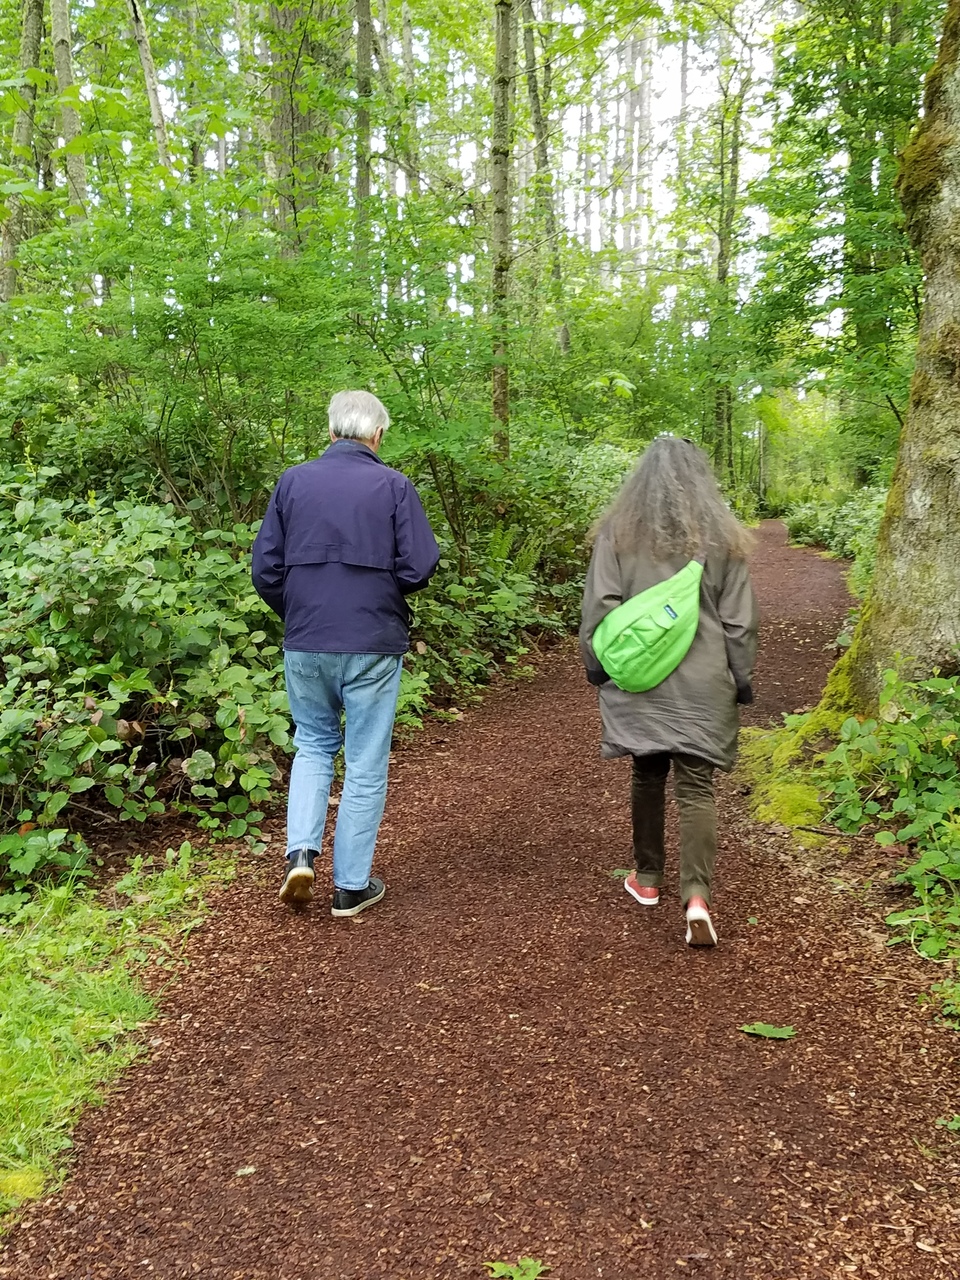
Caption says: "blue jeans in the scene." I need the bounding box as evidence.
[283,651,403,891]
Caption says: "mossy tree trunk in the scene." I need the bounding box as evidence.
[840,0,960,708]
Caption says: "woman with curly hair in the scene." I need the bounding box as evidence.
[580,436,759,947]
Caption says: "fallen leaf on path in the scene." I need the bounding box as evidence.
[739,1022,797,1040]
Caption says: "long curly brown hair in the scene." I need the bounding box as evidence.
[601,435,753,560]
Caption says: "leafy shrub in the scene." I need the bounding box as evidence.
[820,669,960,961]
[0,467,291,887]
[784,487,886,597]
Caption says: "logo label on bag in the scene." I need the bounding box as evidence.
[663,604,678,619]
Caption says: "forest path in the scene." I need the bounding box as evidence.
[3,522,959,1280]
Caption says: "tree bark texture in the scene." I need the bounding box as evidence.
[491,0,514,455]
[127,0,173,170]
[1,0,44,303]
[842,0,960,703]
[50,0,88,214]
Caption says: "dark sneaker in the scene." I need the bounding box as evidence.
[279,848,316,906]
[331,877,386,918]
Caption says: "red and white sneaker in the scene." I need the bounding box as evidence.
[685,897,718,946]
[624,872,660,907]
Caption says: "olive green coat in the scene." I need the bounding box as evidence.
[579,534,759,771]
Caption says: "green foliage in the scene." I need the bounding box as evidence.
[821,669,960,961]
[784,487,887,597]
[0,466,288,884]
[483,1261,550,1279]
[752,0,939,473]
[0,840,229,1211]
[738,1022,797,1040]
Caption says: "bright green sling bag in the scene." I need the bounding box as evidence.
[592,556,704,694]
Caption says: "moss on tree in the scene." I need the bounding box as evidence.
[897,0,960,245]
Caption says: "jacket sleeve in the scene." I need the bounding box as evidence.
[251,481,287,618]
[395,479,441,595]
[579,532,621,685]
[718,554,759,700]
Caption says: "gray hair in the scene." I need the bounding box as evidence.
[328,389,390,442]
[601,436,753,560]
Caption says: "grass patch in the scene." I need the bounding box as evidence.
[0,841,233,1217]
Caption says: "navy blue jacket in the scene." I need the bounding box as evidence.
[251,440,441,654]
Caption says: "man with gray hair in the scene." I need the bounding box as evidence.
[252,390,440,916]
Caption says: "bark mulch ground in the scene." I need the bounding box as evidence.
[2,521,959,1280]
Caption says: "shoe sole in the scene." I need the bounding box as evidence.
[279,867,314,906]
[331,884,386,918]
[686,914,718,947]
[624,880,659,907]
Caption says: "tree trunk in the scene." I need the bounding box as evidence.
[520,0,568,351]
[355,0,373,264]
[675,29,689,266]
[491,0,514,456]
[184,4,205,178]
[840,0,960,705]
[237,2,280,183]
[709,57,746,482]
[374,0,397,196]
[597,96,612,286]
[1,0,44,303]
[624,37,638,256]
[400,1,421,194]
[127,0,173,170]
[50,0,88,215]
[637,24,653,255]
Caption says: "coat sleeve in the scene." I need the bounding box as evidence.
[579,533,622,686]
[717,554,759,701]
[394,479,441,595]
[251,481,287,618]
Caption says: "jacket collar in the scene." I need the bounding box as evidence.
[325,438,386,465]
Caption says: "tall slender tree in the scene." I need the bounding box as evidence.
[50,0,88,214]
[520,0,568,351]
[491,0,514,455]
[355,0,373,267]
[1,0,44,303]
[127,0,173,170]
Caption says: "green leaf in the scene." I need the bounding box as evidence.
[182,750,217,782]
[483,1262,550,1280]
[738,1022,797,1040]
